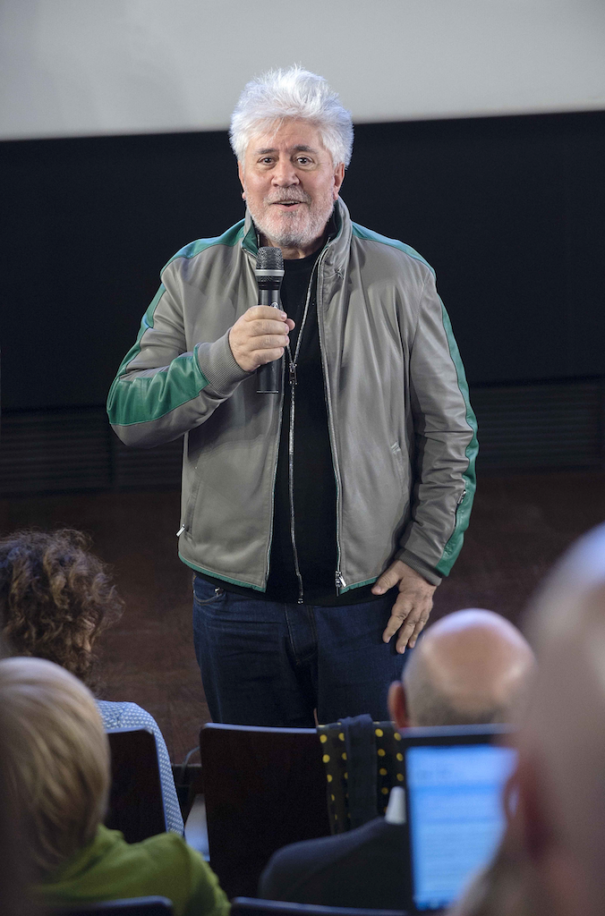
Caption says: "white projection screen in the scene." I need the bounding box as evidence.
[1,0,604,142]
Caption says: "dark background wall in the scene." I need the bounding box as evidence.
[2,109,604,414]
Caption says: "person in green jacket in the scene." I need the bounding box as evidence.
[0,656,229,916]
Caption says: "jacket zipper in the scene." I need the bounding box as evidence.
[287,255,325,604]
[316,256,345,595]
[264,355,286,584]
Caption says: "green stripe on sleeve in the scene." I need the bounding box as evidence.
[108,221,250,428]
[353,220,478,576]
[107,285,209,427]
[435,300,479,576]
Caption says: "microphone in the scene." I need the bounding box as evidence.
[256,247,285,394]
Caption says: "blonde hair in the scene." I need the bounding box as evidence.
[0,657,110,878]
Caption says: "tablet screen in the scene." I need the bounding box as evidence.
[406,742,517,912]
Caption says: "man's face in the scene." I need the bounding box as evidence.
[238,119,345,258]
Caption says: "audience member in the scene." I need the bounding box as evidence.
[0,656,228,916]
[0,528,184,834]
[259,608,534,909]
[0,638,40,916]
[451,523,605,916]
[391,607,536,727]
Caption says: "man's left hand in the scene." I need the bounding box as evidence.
[372,560,436,654]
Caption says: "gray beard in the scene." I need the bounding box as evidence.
[249,199,334,251]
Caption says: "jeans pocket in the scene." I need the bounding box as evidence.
[193,575,226,607]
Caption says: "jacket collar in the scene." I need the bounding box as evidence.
[241,197,352,271]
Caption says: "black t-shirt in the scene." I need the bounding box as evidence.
[200,244,379,606]
[265,248,339,603]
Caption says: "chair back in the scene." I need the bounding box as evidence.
[51,895,173,915]
[200,723,331,898]
[105,728,167,842]
[317,718,405,833]
[231,897,407,916]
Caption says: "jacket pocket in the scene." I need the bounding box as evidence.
[390,443,409,491]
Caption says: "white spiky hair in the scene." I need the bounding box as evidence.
[230,65,353,167]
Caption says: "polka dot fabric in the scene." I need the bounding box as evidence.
[317,720,404,834]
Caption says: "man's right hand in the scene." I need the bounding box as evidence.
[229,306,295,373]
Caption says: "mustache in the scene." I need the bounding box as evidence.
[266,192,311,204]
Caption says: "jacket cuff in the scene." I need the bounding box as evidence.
[195,330,252,396]
[394,549,443,587]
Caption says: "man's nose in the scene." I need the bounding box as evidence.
[271,159,299,186]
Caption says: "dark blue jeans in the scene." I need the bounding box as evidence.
[192,574,407,727]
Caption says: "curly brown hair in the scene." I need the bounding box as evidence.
[0,529,124,687]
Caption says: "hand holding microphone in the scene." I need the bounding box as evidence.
[228,248,294,387]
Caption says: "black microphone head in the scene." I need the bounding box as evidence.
[256,246,284,271]
[255,246,284,290]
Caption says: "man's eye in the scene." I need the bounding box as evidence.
[297,157,311,165]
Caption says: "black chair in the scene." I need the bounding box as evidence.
[200,723,331,899]
[231,897,407,916]
[105,728,167,843]
[51,896,173,915]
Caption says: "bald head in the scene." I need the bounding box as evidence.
[395,609,535,727]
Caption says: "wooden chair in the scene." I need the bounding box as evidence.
[199,723,331,899]
[231,897,407,916]
[51,896,173,915]
[105,728,167,843]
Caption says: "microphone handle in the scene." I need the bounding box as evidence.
[257,287,282,394]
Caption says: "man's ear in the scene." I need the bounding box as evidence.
[388,680,410,728]
[238,161,246,200]
[332,162,345,201]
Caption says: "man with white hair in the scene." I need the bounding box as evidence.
[108,66,477,726]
